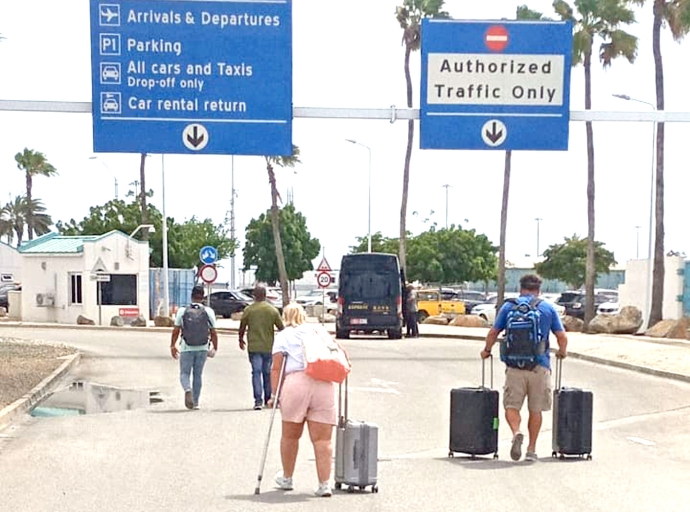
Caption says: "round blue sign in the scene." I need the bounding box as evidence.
[199,246,218,265]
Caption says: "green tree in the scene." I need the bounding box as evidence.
[395,0,450,274]
[554,0,638,326]
[350,232,400,255]
[633,0,690,326]
[243,203,321,285]
[0,196,52,246]
[56,196,234,268]
[264,145,301,306]
[496,5,551,310]
[535,235,616,289]
[14,148,58,241]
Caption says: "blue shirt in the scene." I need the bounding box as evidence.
[174,303,217,352]
[494,294,564,369]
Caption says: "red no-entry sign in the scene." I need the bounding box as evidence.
[485,25,509,52]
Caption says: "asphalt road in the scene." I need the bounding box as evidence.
[0,327,689,512]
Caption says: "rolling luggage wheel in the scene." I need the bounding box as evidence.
[335,483,342,490]
[448,451,454,458]
[586,454,593,461]
[372,485,379,493]
[552,451,558,459]
[347,486,355,494]
[493,453,499,460]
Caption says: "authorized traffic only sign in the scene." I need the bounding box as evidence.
[89,0,293,156]
[199,264,218,284]
[420,19,573,151]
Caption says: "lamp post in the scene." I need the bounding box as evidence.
[612,93,656,328]
[88,156,118,199]
[345,139,372,253]
[634,225,641,259]
[442,184,451,229]
[535,217,542,257]
[161,155,170,318]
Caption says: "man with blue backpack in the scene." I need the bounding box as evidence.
[480,274,568,462]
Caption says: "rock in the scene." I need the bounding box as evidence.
[130,315,148,327]
[231,312,243,321]
[154,315,174,327]
[450,315,489,328]
[645,317,690,340]
[588,306,643,335]
[563,315,584,332]
[77,314,95,326]
[319,313,336,323]
[110,316,125,327]
[0,306,6,317]
[423,315,449,325]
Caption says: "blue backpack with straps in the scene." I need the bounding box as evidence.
[500,297,546,370]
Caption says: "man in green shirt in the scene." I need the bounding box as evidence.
[239,286,284,410]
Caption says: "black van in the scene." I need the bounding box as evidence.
[336,253,404,339]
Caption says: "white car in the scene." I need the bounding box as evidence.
[296,289,338,312]
[471,293,565,326]
[597,301,621,315]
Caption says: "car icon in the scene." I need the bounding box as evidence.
[102,97,120,112]
[102,65,119,81]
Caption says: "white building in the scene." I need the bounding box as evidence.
[17,231,149,324]
[0,240,22,283]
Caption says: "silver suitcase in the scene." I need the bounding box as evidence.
[334,379,379,493]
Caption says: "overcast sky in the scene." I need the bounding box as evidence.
[1,0,688,285]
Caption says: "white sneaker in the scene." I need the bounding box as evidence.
[525,451,538,462]
[275,471,293,491]
[510,432,524,461]
[315,482,332,497]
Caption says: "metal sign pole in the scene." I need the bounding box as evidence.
[97,281,102,326]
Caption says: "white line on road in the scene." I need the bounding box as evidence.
[349,386,401,395]
[626,436,657,447]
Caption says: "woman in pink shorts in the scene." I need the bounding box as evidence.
[267,303,337,497]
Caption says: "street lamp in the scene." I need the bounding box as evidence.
[613,93,656,328]
[88,156,118,199]
[129,224,155,238]
[345,139,372,253]
[442,184,451,229]
[634,225,641,259]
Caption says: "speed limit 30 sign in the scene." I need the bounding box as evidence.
[317,271,331,288]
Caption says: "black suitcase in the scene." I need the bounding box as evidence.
[552,358,593,460]
[449,357,499,459]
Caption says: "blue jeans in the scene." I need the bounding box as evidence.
[179,350,208,406]
[249,352,272,405]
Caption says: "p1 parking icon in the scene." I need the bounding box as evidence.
[99,33,121,56]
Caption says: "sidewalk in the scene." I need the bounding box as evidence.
[2,318,689,383]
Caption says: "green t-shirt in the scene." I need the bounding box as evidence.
[240,301,284,353]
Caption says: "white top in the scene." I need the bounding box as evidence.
[273,323,327,374]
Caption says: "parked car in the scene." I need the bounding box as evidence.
[240,287,283,313]
[556,291,611,320]
[296,289,337,305]
[453,289,487,314]
[0,283,20,310]
[416,288,466,323]
[597,301,621,315]
[209,290,253,318]
[470,293,519,325]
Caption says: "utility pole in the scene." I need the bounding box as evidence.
[535,217,542,257]
[635,225,641,259]
[442,184,451,229]
[230,156,236,290]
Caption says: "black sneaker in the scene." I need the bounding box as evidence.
[253,403,262,411]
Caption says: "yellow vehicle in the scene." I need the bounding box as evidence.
[415,288,466,322]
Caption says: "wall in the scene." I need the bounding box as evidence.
[21,233,149,324]
[619,256,684,326]
[0,242,22,283]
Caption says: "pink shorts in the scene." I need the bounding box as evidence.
[279,371,337,425]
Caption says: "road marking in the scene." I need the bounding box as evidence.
[349,386,401,395]
[626,436,656,447]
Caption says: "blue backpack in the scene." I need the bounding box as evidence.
[500,298,546,370]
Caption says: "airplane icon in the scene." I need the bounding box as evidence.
[99,4,120,26]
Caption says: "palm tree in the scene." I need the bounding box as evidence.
[554,0,637,327]
[0,205,13,245]
[496,5,550,309]
[395,0,450,273]
[2,197,28,246]
[633,0,690,327]
[265,145,301,306]
[14,148,58,241]
[25,198,53,238]
[139,153,149,240]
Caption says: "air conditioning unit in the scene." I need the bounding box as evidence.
[35,293,55,307]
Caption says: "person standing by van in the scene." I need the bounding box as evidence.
[239,285,284,410]
[405,283,419,338]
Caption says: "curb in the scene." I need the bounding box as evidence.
[0,322,237,336]
[0,351,81,432]
[565,351,690,384]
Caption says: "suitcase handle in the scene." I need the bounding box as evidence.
[338,377,349,427]
[482,355,493,389]
[555,356,563,390]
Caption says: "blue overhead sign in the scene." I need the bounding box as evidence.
[420,20,572,151]
[89,0,292,156]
